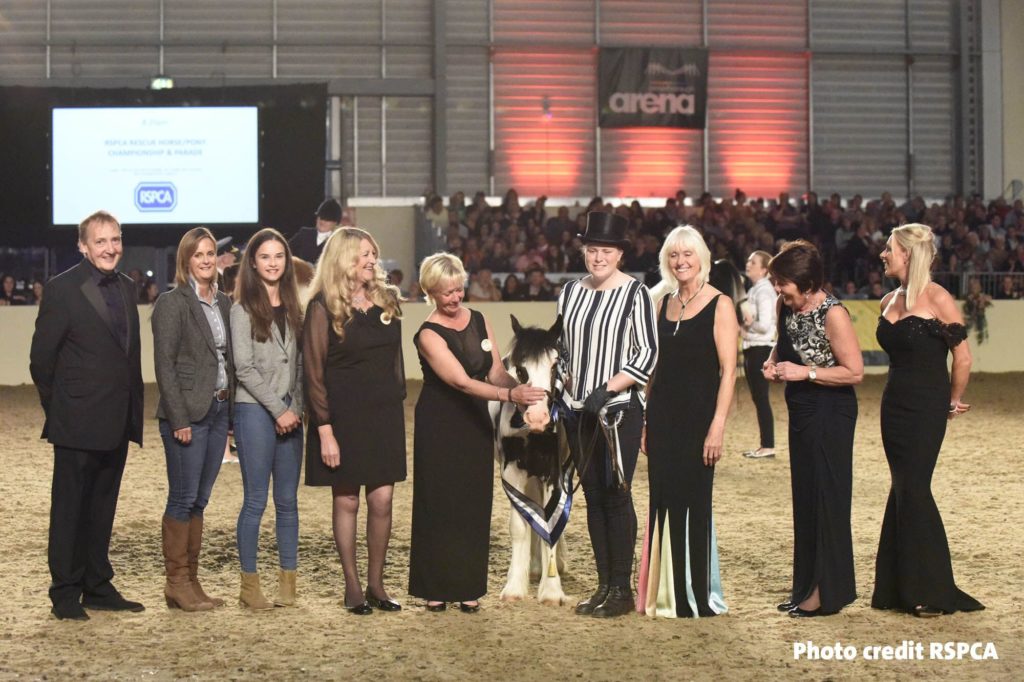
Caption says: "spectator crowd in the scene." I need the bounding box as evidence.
[419,187,1024,302]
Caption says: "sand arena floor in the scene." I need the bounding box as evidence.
[0,375,1021,680]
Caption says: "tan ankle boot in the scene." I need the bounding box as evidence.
[187,516,225,607]
[163,516,214,612]
[275,570,297,607]
[239,572,274,610]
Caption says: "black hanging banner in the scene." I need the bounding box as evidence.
[598,48,709,128]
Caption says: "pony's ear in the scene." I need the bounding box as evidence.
[548,314,563,339]
[510,314,523,335]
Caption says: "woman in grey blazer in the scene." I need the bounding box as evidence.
[153,227,234,612]
[230,228,305,609]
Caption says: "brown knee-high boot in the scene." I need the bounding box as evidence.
[163,516,213,611]
[188,516,225,607]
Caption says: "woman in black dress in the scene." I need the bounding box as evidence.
[409,253,545,612]
[304,228,406,615]
[873,223,983,617]
[638,226,738,618]
[763,240,863,617]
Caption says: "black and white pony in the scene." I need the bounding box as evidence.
[490,315,573,605]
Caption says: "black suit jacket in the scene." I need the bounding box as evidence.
[288,226,330,264]
[29,261,144,450]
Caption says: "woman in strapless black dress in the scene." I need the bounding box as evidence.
[872,224,983,618]
[764,241,864,618]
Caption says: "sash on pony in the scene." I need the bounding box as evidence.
[495,377,574,547]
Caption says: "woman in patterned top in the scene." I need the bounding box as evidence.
[557,211,658,619]
[763,240,863,618]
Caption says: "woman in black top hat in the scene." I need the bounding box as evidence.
[557,211,658,618]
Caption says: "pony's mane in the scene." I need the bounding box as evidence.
[709,259,745,302]
[508,325,558,367]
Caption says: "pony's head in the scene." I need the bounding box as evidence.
[507,314,563,433]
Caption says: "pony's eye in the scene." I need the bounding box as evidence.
[515,367,529,383]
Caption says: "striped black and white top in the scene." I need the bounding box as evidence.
[557,277,658,410]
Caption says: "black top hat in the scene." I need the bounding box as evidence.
[578,211,631,250]
[315,198,343,223]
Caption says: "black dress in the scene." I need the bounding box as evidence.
[871,316,984,613]
[777,295,857,613]
[408,309,494,601]
[638,294,727,618]
[303,296,407,486]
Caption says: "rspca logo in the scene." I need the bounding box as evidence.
[134,182,177,212]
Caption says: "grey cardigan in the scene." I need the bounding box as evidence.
[230,302,304,419]
[153,284,234,430]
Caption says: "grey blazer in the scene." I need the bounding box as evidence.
[153,284,234,430]
[230,302,304,419]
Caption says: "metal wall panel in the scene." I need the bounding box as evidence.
[1,0,48,78]
[163,0,272,43]
[708,53,808,198]
[493,0,594,44]
[385,0,431,44]
[810,0,907,51]
[909,0,954,50]
[342,96,383,197]
[812,55,908,196]
[446,47,490,194]
[493,50,596,196]
[600,128,704,198]
[384,96,433,196]
[708,0,806,49]
[275,0,381,78]
[598,0,702,45]
[445,0,489,42]
[911,57,955,196]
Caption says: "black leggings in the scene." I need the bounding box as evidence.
[743,346,775,449]
[565,397,644,588]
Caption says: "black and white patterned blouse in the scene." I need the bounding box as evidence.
[782,293,844,368]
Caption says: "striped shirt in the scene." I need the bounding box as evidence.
[557,277,658,410]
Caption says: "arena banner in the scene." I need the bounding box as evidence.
[598,47,709,128]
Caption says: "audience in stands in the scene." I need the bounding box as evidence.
[415,188,1024,302]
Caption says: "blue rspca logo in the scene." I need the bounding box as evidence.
[134,182,177,212]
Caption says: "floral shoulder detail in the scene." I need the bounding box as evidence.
[927,319,967,349]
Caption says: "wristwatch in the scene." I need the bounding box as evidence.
[807,367,817,383]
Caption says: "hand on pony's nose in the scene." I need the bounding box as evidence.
[514,384,548,406]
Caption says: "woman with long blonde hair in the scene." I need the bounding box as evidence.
[873,223,983,617]
[303,227,406,614]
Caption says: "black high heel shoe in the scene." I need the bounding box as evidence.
[366,591,402,612]
[344,600,373,615]
[777,601,797,612]
[788,606,838,618]
[425,601,446,612]
[913,605,945,618]
[458,601,480,613]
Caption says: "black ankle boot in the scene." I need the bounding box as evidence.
[574,584,609,616]
[591,586,635,618]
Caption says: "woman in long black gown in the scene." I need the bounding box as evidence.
[408,253,545,612]
[764,240,863,618]
[639,226,738,618]
[873,223,984,617]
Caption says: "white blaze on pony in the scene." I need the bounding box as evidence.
[490,315,572,605]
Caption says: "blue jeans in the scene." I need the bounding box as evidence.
[234,401,303,572]
[160,398,229,521]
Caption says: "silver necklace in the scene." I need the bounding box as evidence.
[673,282,705,336]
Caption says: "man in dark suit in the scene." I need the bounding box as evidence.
[288,198,342,264]
[30,210,145,621]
